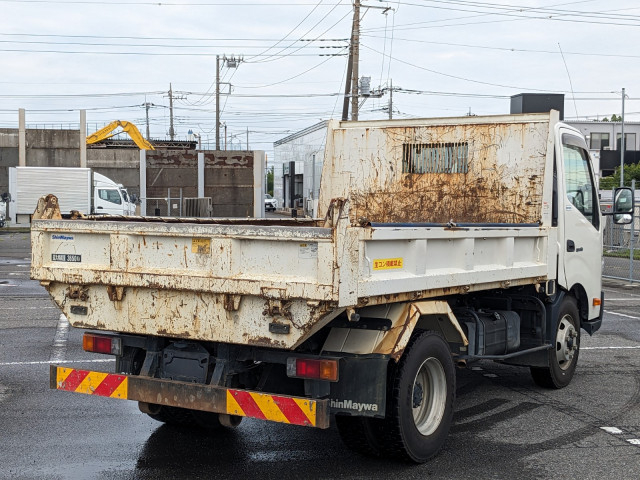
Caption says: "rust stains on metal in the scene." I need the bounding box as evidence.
[106,285,125,302]
[32,194,62,220]
[343,122,547,225]
[244,335,288,349]
[66,285,89,302]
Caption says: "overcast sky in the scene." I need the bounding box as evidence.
[1,0,639,159]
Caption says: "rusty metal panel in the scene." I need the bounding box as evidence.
[31,218,343,349]
[319,114,555,226]
[45,284,341,349]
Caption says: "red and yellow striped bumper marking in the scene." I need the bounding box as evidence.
[226,389,317,427]
[56,367,128,399]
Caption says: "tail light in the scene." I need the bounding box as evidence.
[83,333,122,355]
[286,358,339,382]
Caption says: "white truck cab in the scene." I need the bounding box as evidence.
[93,173,134,215]
[556,123,603,324]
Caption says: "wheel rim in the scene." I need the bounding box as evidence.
[411,357,447,436]
[556,314,578,370]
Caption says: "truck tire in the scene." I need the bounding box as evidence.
[530,295,580,389]
[335,415,385,457]
[382,330,455,463]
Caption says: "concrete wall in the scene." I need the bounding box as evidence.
[145,149,256,217]
[22,129,81,167]
[1,126,261,221]
[87,149,140,198]
[1,128,81,196]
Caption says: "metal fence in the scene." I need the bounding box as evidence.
[602,186,639,283]
[143,188,183,217]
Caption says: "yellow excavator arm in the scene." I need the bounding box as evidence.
[86,120,155,150]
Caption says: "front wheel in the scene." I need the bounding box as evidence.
[531,295,580,389]
[382,330,455,463]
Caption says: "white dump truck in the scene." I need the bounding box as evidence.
[31,112,634,463]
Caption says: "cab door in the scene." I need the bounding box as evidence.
[95,188,124,215]
[558,128,602,320]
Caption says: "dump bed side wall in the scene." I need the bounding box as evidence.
[319,114,556,226]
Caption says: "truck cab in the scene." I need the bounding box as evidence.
[93,173,132,215]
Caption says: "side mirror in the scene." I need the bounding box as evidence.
[612,187,634,225]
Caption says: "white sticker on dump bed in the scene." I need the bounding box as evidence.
[298,243,318,259]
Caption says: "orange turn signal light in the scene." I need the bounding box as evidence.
[593,298,602,307]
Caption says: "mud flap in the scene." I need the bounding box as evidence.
[329,355,388,418]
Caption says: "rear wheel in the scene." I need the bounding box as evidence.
[382,331,455,463]
[531,295,580,389]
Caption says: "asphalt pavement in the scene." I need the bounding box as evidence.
[1,230,639,479]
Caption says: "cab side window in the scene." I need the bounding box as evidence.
[563,143,599,230]
[98,189,122,205]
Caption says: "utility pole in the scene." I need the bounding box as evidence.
[168,83,175,141]
[143,102,152,139]
[342,17,355,120]
[216,55,242,150]
[621,87,626,187]
[350,0,360,121]
[216,55,220,150]
[388,79,393,120]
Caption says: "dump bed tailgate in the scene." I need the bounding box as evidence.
[31,219,340,349]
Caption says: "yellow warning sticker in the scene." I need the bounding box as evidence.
[191,238,211,254]
[373,258,403,270]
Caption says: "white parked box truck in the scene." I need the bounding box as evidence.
[31,112,634,462]
[8,167,135,224]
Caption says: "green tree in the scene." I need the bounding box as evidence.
[610,114,622,122]
[266,166,274,196]
[600,161,640,189]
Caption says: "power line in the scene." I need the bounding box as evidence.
[244,0,329,63]
[361,35,640,59]
[0,32,348,42]
[0,47,344,57]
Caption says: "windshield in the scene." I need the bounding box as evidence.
[120,189,130,202]
[98,189,122,205]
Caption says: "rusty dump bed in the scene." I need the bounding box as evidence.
[31,113,559,351]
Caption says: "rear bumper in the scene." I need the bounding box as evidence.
[50,365,329,429]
